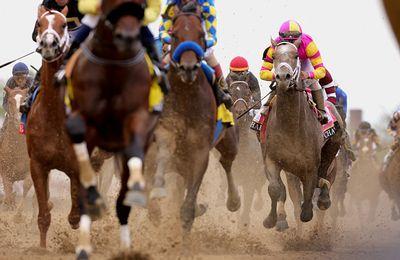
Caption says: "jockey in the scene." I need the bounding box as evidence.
[354,121,380,152]
[259,20,338,124]
[227,56,261,113]
[159,0,233,108]
[53,0,169,93]
[383,110,400,171]
[3,63,33,113]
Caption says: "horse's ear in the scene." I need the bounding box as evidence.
[61,6,69,17]
[270,37,277,48]
[294,37,302,48]
[38,5,47,19]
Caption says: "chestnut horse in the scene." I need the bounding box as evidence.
[149,3,240,239]
[261,41,343,230]
[26,8,81,249]
[67,0,157,257]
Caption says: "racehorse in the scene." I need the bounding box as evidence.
[261,40,343,231]
[383,0,400,45]
[148,2,241,238]
[26,8,109,249]
[66,0,159,257]
[0,87,31,210]
[381,145,400,221]
[228,77,265,229]
[349,130,381,223]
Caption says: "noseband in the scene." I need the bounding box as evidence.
[275,42,301,90]
[36,10,69,62]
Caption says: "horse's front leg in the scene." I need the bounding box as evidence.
[66,112,106,219]
[216,129,241,213]
[301,171,317,223]
[123,110,152,207]
[263,155,285,229]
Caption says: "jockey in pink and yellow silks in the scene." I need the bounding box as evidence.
[260,20,337,105]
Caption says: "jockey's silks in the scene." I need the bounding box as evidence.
[160,0,217,48]
[260,34,326,81]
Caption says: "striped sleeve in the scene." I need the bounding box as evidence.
[260,46,275,81]
[305,41,326,80]
[159,5,174,44]
[78,0,100,15]
[202,0,217,48]
[143,0,162,25]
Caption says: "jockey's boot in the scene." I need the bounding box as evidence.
[143,38,170,95]
[20,69,41,114]
[312,89,329,124]
[214,76,233,109]
[344,130,356,162]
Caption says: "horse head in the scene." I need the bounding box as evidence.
[36,7,69,62]
[101,0,145,53]
[170,2,206,84]
[229,80,252,117]
[4,87,28,121]
[271,38,303,93]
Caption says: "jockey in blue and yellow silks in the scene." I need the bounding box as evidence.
[159,0,232,108]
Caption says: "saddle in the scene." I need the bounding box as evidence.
[254,93,339,144]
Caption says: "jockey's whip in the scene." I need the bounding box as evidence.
[236,81,276,120]
[0,51,36,69]
[30,65,39,72]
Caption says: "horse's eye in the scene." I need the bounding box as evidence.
[62,23,67,29]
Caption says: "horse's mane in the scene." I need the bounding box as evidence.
[181,1,198,13]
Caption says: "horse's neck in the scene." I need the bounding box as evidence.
[274,90,307,135]
[40,59,63,108]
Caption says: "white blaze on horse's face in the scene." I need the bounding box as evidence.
[37,11,69,61]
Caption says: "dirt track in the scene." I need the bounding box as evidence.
[1,153,399,260]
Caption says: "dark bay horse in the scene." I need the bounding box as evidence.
[148,4,241,236]
[0,87,31,210]
[26,8,82,249]
[262,40,343,231]
[228,77,265,229]
[383,0,400,45]
[67,0,158,257]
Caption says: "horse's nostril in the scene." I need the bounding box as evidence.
[276,74,280,80]
[285,73,291,80]
[52,41,58,47]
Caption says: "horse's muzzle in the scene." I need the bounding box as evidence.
[177,62,201,84]
[39,34,62,61]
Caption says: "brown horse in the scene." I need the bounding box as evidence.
[383,0,400,45]
[349,130,381,223]
[261,40,343,231]
[0,87,31,210]
[330,147,349,224]
[25,8,83,249]
[148,4,241,237]
[227,77,265,229]
[381,144,400,221]
[67,0,158,257]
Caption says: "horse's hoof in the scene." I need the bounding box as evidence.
[317,195,331,211]
[76,249,89,260]
[227,195,241,212]
[123,190,147,208]
[300,208,313,222]
[275,219,289,232]
[195,203,208,217]
[149,187,167,200]
[263,214,277,229]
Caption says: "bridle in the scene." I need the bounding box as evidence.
[36,10,69,62]
[274,42,302,91]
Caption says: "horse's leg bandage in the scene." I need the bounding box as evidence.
[73,142,97,188]
[318,178,331,190]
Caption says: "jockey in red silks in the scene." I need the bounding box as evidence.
[259,20,338,124]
